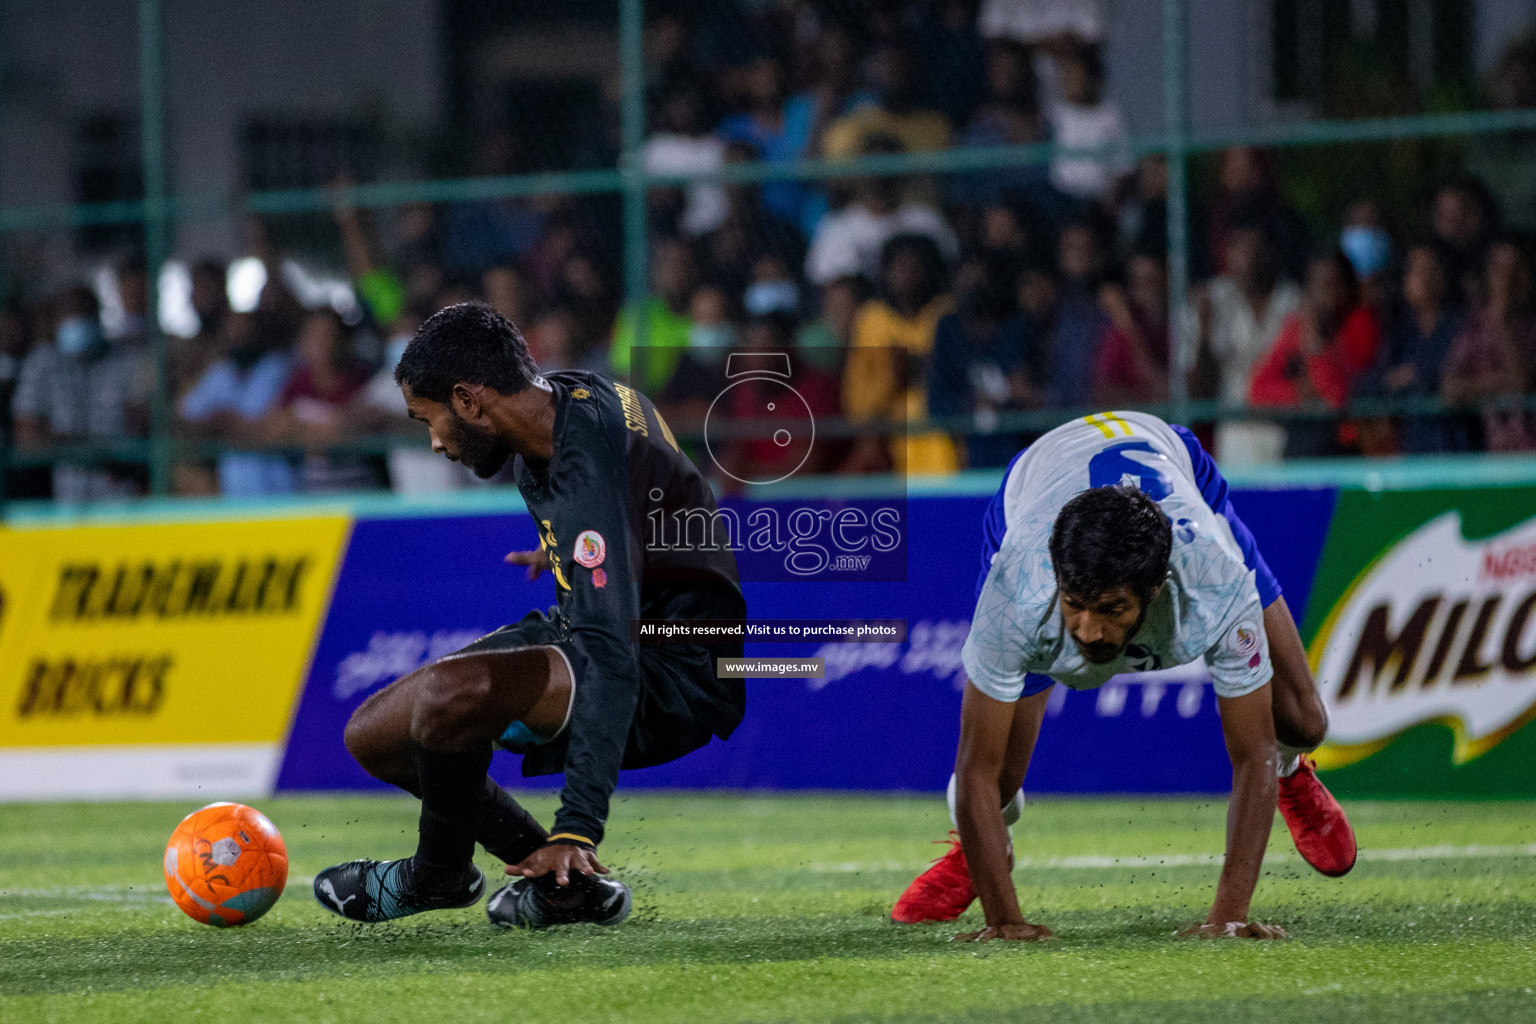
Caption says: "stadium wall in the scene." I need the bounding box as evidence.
[3,458,1536,801]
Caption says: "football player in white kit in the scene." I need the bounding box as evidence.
[891,411,1356,940]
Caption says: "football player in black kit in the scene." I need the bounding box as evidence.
[314,302,746,928]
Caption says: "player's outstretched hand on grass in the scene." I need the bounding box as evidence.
[505,548,550,581]
[952,923,1056,943]
[506,843,609,887]
[1179,921,1288,940]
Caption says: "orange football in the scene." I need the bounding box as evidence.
[163,802,288,927]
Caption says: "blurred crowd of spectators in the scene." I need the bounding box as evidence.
[4,0,1536,500]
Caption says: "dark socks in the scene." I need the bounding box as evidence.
[477,777,549,865]
[411,746,493,895]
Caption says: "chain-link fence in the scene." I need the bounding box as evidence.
[2,0,1535,506]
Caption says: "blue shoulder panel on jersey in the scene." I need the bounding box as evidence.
[1170,424,1282,607]
[976,445,1028,599]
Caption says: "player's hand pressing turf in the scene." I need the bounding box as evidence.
[1179,921,1288,940]
[505,548,550,581]
[506,843,609,887]
[952,923,1055,943]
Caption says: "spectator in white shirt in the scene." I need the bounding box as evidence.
[1187,216,1302,465]
[805,135,959,285]
[12,285,152,501]
[978,0,1106,47]
[1046,42,1131,208]
[643,83,728,238]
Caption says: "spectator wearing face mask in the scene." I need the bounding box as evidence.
[713,311,844,485]
[658,283,739,422]
[843,233,956,475]
[1339,200,1394,316]
[12,285,152,501]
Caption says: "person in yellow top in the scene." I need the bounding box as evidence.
[843,233,958,475]
[821,40,954,160]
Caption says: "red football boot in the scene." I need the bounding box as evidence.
[891,833,976,923]
[1277,756,1358,877]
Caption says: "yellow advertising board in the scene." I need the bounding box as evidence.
[0,515,350,798]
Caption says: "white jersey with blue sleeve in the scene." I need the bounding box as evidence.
[960,411,1272,702]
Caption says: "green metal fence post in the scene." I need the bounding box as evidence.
[619,0,649,384]
[0,35,7,518]
[139,0,172,495]
[1163,0,1191,418]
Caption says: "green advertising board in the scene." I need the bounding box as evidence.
[1305,486,1536,797]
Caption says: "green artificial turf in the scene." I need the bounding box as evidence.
[1,793,1534,1023]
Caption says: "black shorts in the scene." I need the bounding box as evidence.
[452,606,745,776]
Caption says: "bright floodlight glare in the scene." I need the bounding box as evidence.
[279,260,364,325]
[227,257,267,313]
[158,260,199,338]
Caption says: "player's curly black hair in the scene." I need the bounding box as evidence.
[393,301,541,403]
[1049,484,1172,606]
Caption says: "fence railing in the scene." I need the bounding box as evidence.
[1,0,1531,510]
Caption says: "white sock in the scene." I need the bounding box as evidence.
[1276,743,1310,778]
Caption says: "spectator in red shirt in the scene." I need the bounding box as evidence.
[266,309,378,492]
[1249,250,1381,457]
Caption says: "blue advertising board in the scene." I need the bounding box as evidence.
[275,484,1339,795]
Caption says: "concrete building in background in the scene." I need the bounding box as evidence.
[1,0,1533,289]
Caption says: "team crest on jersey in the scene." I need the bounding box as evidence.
[1228,620,1260,658]
[574,530,606,568]
[571,388,591,399]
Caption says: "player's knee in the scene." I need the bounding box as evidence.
[343,706,382,768]
[409,665,494,750]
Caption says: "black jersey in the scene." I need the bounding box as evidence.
[514,370,745,844]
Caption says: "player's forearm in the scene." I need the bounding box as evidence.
[552,637,642,846]
[955,772,1024,928]
[1209,752,1277,924]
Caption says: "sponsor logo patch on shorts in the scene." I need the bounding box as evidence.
[574,530,606,568]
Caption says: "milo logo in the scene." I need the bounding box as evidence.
[1312,512,1536,768]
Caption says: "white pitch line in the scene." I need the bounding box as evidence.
[809,842,1536,873]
